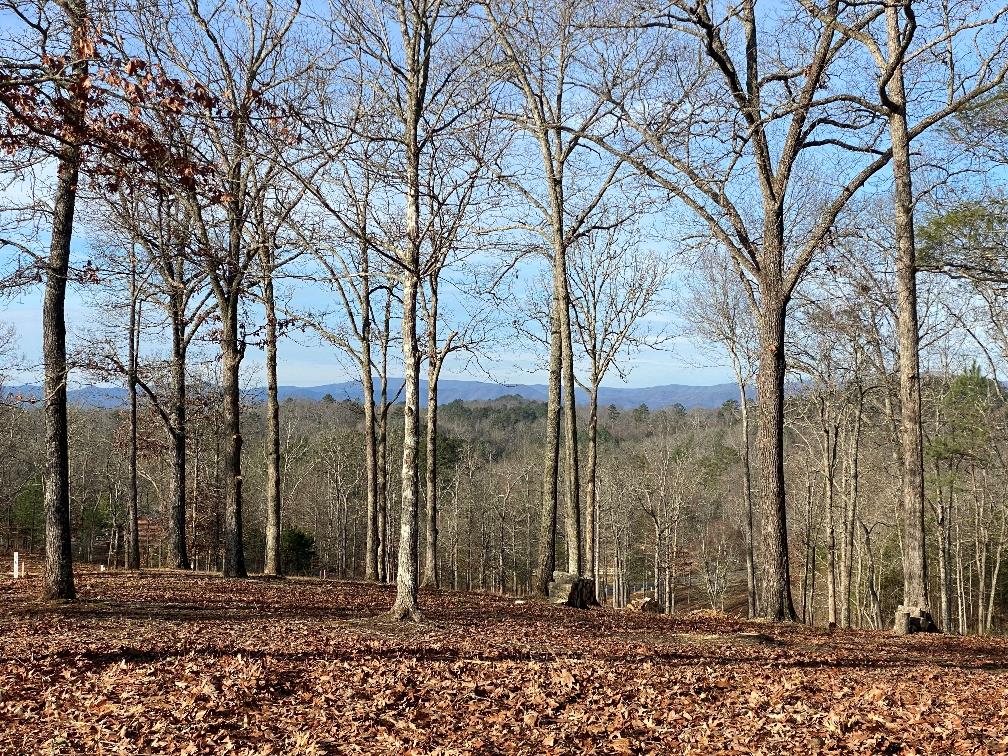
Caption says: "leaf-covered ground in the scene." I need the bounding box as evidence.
[3,567,1008,755]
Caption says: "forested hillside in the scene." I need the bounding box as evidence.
[7,0,1008,749]
[4,379,1008,634]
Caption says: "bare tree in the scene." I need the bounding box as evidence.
[682,247,759,618]
[484,0,641,591]
[590,1,972,620]
[568,219,669,589]
[251,182,308,577]
[804,0,1008,631]
[418,113,502,590]
[334,0,488,619]
[0,0,96,600]
[113,193,211,570]
[124,0,309,578]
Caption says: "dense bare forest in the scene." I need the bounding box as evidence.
[5,0,1008,640]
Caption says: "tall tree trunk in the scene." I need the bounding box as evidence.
[354,227,378,582]
[861,520,883,629]
[985,506,1006,634]
[377,406,389,583]
[390,54,423,618]
[168,301,189,569]
[840,397,861,628]
[585,382,599,585]
[41,0,87,600]
[126,261,140,570]
[823,412,837,626]
[262,260,282,576]
[887,4,929,621]
[423,345,440,589]
[391,274,421,619]
[221,299,247,578]
[362,289,379,581]
[652,516,660,603]
[536,290,562,595]
[936,463,952,629]
[755,292,797,621]
[559,272,581,575]
[42,160,78,601]
[377,293,392,583]
[736,365,757,618]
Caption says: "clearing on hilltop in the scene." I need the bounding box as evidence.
[3,568,1007,754]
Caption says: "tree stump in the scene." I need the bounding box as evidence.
[626,591,661,613]
[549,571,598,609]
[893,605,938,635]
[624,592,665,616]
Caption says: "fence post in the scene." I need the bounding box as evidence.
[13,552,19,580]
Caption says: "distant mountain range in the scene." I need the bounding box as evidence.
[5,378,743,410]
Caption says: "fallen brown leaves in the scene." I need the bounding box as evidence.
[2,568,1007,754]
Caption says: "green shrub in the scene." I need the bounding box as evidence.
[280,528,316,575]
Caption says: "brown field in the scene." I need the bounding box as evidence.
[2,565,1007,754]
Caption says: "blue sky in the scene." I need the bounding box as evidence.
[1,280,737,390]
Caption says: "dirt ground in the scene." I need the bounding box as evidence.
[3,566,1007,754]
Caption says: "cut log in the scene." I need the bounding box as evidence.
[626,596,661,613]
[893,605,938,635]
[625,591,662,613]
[548,571,598,609]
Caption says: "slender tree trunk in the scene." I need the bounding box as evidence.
[559,270,581,575]
[955,492,966,632]
[652,516,660,603]
[801,474,812,622]
[377,292,392,583]
[826,458,837,628]
[423,347,440,589]
[41,3,87,599]
[390,277,421,621]
[985,506,1006,634]
[755,291,797,621]
[536,290,562,595]
[126,261,141,570]
[390,59,423,617]
[822,413,838,627]
[840,397,861,628]
[585,382,599,582]
[861,521,882,629]
[358,235,379,582]
[168,304,189,569]
[936,464,952,629]
[262,260,282,576]
[669,514,679,613]
[887,5,930,621]
[737,372,757,618]
[377,410,389,582]
[362,324,379,582]
[221,298,247,578]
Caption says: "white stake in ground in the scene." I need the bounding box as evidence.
[13,552,19,580]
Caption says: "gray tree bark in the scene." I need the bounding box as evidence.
[585,384,598,582]
[886,2,930,620]
[389,4,427,619]
[391,271,421,620]
[361,254,379,583]
[755,289,798,621]
[167,296,189,569]
[220,283,247,579]
[262,256,282,576]
[41,0,88,601]
[422,297,441,589]
[733,361,757,619]
[536,290,562,595]
[126,259,140,570]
